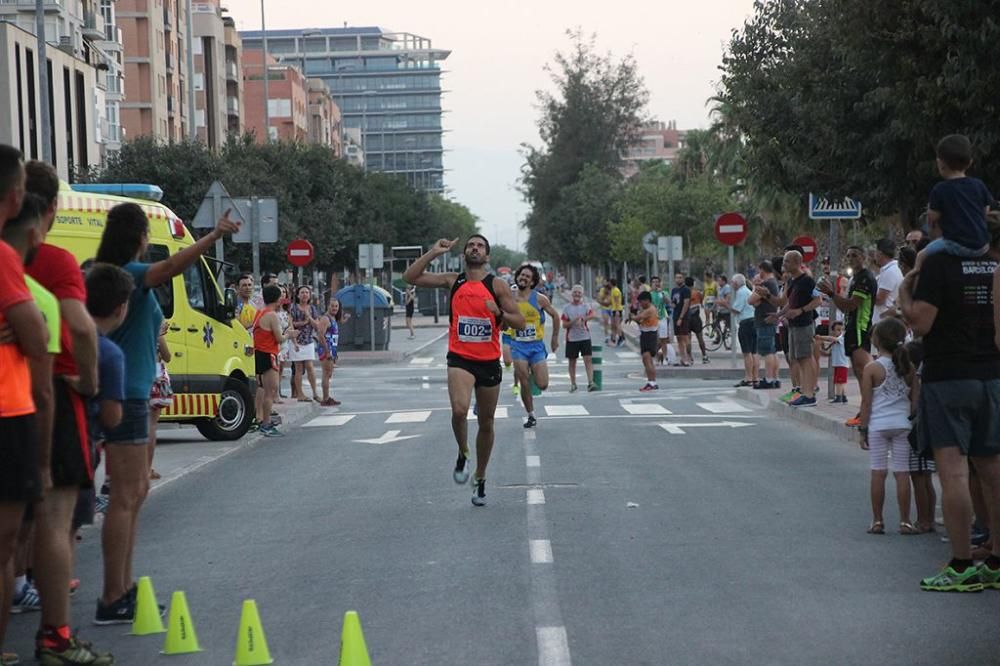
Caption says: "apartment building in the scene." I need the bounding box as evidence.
[117,0,189,141]
[190,0,227,148]
[222,13,241,136]
[307,77,340,155]
[622,120,688,178]
[0,0,124,159]
[0,21,103,178]
[242,49,308,143]
[240,26,449,192]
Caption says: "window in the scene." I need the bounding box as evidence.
[147,245,174,318]
[267,98,291,116]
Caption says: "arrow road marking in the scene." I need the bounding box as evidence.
[353,430,421,444]
[658,421,755,435]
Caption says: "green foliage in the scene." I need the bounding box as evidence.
[718,0,1000,227]
[86,135,468,274]
[521,31,649,263]
[487,244,526,271]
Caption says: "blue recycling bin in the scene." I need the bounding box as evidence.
[335,284,393,350]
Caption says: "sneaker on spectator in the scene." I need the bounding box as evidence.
[920,565,984,592]
[779,388,800,403]
[11,581,41,614]
[789,395,817,408]
[845,413,862,427]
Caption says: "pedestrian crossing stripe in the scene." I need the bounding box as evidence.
[544,405,588,416]
[385,411,432,423]
[620,403,672,415]
[409,357,434,365]
[696,401,751,414]
[468,407,509,420]
[304,414,356,427]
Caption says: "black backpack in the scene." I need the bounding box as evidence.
[448,273,499,324]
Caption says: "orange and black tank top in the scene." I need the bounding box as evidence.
[252,309,280,355]
[448,273,501,362]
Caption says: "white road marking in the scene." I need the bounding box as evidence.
[536,627,572,666]
[409,357,433,364]
[530,540,554,564]
[697,401,752,414]
[421,382,430,389]
[303,414,355,427]
[526,455,541,468]
[620,403,672,415]
[385,411,432,423]
[615,350,639,359]
[353,430,421,444]
[547,352,557,360]
[527,488,546,505]
[468,407,509,420]
[544,404,589,417]
[659,421,755,434]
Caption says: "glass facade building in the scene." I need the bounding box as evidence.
[240,26,449,192]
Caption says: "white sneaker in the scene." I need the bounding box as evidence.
[453,452,470,484]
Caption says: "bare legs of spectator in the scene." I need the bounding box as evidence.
[101,445,150,605]
[0,502,27,652]
[33,487,77,630]
[911,471,937,533]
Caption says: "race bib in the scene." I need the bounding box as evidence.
[457,316,492,342]
[330,334,339,347]
[515,325,537,340]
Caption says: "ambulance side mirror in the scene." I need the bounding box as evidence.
[223,288,237,322]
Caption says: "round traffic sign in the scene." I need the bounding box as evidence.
[287,239,315,267]
[791,235,818,264]
[714,213,748,246]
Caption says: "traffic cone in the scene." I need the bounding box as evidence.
[161,591,203,655]
[233,600,273,665]
[130,576,166,635]
[338,611,371,666]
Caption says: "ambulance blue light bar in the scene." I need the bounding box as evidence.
[72,183,164,202]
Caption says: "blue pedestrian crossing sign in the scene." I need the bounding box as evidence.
[808,193,862,220]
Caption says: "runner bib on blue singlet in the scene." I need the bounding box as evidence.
[457,316,492,342]
[515,325,537,340]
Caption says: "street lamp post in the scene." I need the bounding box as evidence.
[260,0,269,140]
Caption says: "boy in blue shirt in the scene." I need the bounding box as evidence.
[914,134,994,272]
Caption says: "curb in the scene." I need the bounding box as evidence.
[736,387,856,443]
[149,400,322,497]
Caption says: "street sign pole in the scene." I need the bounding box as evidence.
[212,187,224,279]
[369,267,376,352]
[728,245,737,370]
[827,218,840,397]
[251,197,261,281]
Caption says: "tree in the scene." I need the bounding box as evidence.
[488,244,526,272]
[718,0,1000,228]
[521,30,649,262]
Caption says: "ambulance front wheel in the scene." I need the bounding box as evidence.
[195,377,253,441]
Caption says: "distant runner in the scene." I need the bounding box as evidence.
[560,285,597,392]
[510,264,560,428]
[403,236,525,506]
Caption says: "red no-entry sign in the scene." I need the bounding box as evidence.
[792,235,818,264]
[715,213,748,246]
[287,239,315,267]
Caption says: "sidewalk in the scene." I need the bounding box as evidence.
[337,312,447,365]
[737,375,860,443]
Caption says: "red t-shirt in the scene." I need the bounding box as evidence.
[26,243,86,376]
[0,241,36,417]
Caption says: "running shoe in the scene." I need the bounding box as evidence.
[587,382,598,392]
[523,415,537,429]
[471,478,486,506]
[94,494,109,515]
[702,356,710,364]
[789,395,816,408]
[920,565,984,592]
[1,651,18,666]
[37,636,114,666]
[845,413,862,427]
[11,581,41,614]
[453,452,470,485]
[779,388,800,403]
[978,562,1000,590]
[511,383,520,397]
[262,425,286,437]
[753,380,779,390]
[94,594,134,625]
[639,384,659,392]
[569,384,578,393]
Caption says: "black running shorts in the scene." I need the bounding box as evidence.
[447,352,503,388]
[0,415,42,503]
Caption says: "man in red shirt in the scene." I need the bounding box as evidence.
[23,161,105,661]
[404,236,525,506]
[0,145,49,666]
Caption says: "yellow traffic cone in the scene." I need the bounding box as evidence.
[233,599,273,665]
[161,591,203,655]
[338,611,371,666]
[130,576,166,635]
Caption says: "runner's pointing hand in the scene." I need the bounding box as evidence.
[433,238,458,255]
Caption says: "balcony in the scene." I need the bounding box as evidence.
[167,96,175,114]
[226,96,239,115]
[0,0,64,12]
[225,60,238,82]
[165,52,174,72]
[83,10,105,39]
[105,71,124,100]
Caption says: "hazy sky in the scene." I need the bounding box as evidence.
[225,0,758,252]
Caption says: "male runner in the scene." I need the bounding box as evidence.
[635,291,660,391]
[510,264,560,428]
[649,276,673,364]
[403,236,525,506]
[252,285,289,437]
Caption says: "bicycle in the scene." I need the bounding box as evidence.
[705,314,732,352]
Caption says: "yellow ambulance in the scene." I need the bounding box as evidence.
[49,182,256,440]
